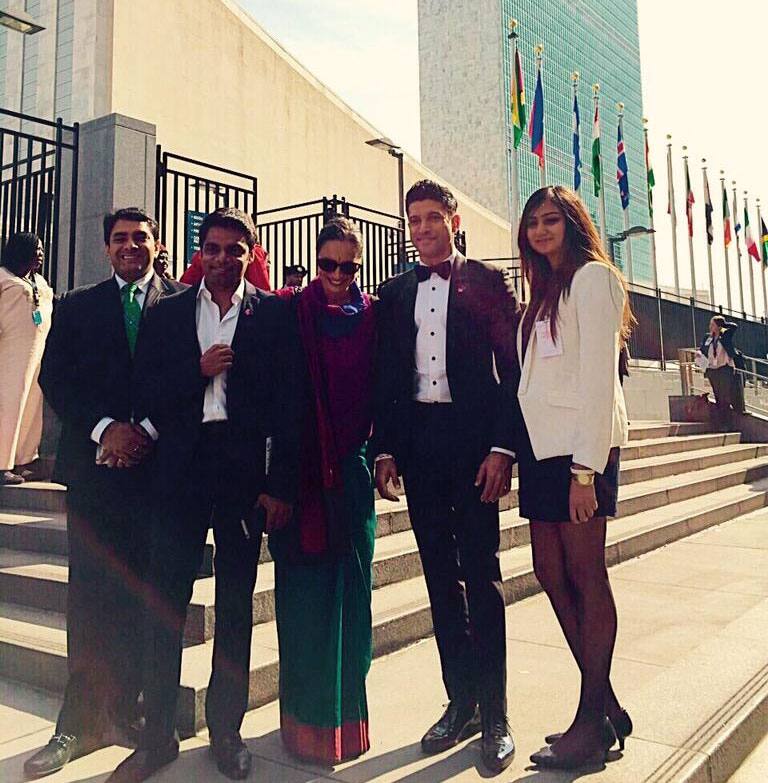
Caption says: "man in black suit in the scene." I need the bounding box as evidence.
[374,180,521,774]
[107,208,301,783]
[25,208,186,779]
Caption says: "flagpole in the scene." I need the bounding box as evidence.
[758,198,768,317]
[702,159,715,305]
[667,135,680,296]
[721,170,733,312]
[535,44,546,188]
[617,103,633,282]
[745,191,757,317]
[643,119,659,290]
[733,182,745,314]
[682,146,697,301]
[595,85,607,248]
[507,18,522,264]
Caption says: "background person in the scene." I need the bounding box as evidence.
[282,264,308,288]
[0,232,53,485]
[517,186,633,771]
[180,239,271,290]
[698,315,742,425]
[271,218,377,764]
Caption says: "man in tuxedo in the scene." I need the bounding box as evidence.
[25,208,186,779]
[107,207,301,783]
[374,180,521,774]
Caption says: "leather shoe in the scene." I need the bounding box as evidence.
[105,739,179,783]
[421,701,481,754]
[210,733,252,780]
[24,734,92,778]
[481,714,515,774]
[0,470,24,485]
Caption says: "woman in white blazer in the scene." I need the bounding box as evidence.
[517,187,634,770]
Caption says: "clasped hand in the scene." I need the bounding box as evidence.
[200,344,234,377]
[101,422,153,468]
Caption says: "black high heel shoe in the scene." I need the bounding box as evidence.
[610,708,633,751]
[531,721,617,770]
[544,716,615,747]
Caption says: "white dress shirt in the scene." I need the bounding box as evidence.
[91,268,158,446]
[413,252,454,403]
[197,279,247,423]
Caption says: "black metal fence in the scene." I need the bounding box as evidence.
[0,108,79,290]
[627,282,768,367]
[155,147,258,279]
[256,195,406,292]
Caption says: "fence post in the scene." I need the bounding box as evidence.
[690,297,697,349]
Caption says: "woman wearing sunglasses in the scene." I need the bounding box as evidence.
[271,217,377,764]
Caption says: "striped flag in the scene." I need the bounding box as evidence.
[762,217,768,264]
[592,103,601,197]
[511,45,527,149]
[645,132,655,217]
[703,171,713,245]
[684,159,695,237]
[529,63,545,168]
[617,115,630,210]
[723,185,732,246]
[745,208,761,261]
[573,92,582,192]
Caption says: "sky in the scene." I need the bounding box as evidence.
[238,0,768,310]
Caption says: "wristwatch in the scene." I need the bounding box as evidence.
[570,468,595,486]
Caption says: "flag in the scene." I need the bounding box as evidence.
[572,92,582,192]
[745,208,760,261]
[511,45,526,149]
[617,116,630,210]
[684,159,694,237]
[529,63,545,168]
[645,132,655,217]
[666,143,676,219]
[592,103,601,197]
[761,217,768,264]
[723,185,732,246]
[703,171,713,245]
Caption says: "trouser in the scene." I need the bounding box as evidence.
[57,493,148,737]
[402,403,507,716]
[141,423,263,746]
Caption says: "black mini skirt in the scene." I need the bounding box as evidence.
[517,421,620,522]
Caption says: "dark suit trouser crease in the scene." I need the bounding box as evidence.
[402,403,507,716]
[142,424,262,747]
[57,493,148,737]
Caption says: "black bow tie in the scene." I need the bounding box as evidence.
[415,260,451,282]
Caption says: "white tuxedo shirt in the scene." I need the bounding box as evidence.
[516,261,629,473]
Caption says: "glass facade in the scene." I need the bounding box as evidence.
[500,0,652,282]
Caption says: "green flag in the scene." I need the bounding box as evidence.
[591,102,601,197]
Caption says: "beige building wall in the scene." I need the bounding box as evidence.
[104,0,512,260]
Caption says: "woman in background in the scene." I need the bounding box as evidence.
[0,233,53,485]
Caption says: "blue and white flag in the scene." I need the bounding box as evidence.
[572,93,582,193]
[617,115,630,210]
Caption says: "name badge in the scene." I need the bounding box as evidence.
[535,319,563,358]
[32,309,43,326]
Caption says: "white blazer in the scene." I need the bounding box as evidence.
[517,261,629,473]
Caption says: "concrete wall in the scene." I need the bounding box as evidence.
[623,366,682,422]
[104,0,513,260]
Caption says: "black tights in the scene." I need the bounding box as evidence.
[530,518,620,748]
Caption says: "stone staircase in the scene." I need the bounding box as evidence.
[1,421,768,737]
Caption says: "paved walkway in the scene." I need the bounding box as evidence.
[2,509,768,782]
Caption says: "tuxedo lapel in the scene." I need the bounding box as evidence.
[398,269,419,355]
[142,273,164,314]
[446,254,468,372]
[102,278,132,365]
[230,289,257,357]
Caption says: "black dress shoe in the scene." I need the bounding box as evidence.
[481,714,515,774]
[105,739,179,783]
[421,701,481,755]
[0,470,24,485]
[210,733,252,780]
[544,715,617,748]
[24,734,80,778]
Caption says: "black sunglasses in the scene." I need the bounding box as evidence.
[317,257,361,275]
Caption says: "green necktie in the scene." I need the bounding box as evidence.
[121,282,141,355]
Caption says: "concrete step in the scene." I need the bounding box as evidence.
[5,451,768,635]
[2,472,766,738]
